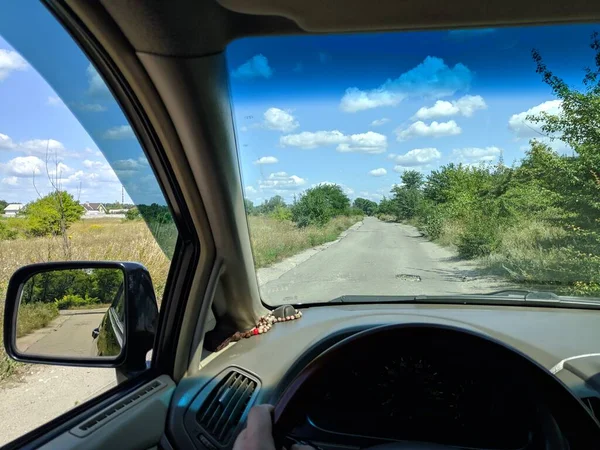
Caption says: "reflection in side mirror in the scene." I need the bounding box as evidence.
[4,261,158,376]
[16,268,125,360]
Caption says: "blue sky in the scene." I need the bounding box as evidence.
[227,24,597,204]
[0,2,164,205]
[0,5,596,208]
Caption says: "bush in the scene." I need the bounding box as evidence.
[16,302,59,337]
[457,219,500,258]
[0,220,18,240]
[125,207,141,220]
[21,191,85,237]
[54,294,101,310]
[291,184,350,227]
[269,205,292,222]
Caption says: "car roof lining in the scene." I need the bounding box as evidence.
[99,0,600,56]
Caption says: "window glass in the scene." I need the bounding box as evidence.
[0,2,177,444]
[228,25,600,306]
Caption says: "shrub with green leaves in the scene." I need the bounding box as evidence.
[291,184,350,227]
[21,191,84,237]
[55,294,101,310]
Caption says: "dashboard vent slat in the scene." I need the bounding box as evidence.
[197,370,258,445]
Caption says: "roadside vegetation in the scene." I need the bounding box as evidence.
[1,184,363,381]
[244,184,364,266]
[379,33,600,297]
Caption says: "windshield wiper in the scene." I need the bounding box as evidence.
[322,292,600,309]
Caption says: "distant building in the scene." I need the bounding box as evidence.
[3,203,24,217]
[83,202,107,216]
[108,208,129,214]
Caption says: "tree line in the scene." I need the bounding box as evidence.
[245,184,373,229]
[21,268,123,310]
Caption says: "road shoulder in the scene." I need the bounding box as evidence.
[256,219,363,286]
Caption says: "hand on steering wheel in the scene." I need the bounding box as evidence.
[233,404,314,450]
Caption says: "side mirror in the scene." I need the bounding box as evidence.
[3,261,158,378]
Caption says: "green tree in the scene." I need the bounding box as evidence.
[256,195,286,215]
[0,199,7,214]
[390,171,425,221]
[291,184,350,227]
[353,198,378,216]
[21,191,84,237]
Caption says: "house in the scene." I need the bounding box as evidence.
[3,203,24,217]
[83,202,107,216]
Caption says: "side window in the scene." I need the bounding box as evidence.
[0,3,177,445]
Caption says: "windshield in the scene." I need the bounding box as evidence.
[227,25,600,306]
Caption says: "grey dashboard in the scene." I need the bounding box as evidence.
[167,303,600,449]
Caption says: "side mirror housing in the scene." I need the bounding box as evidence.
[3,261,158,378]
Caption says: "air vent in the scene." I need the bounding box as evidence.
[71,378,166,437]
[197,370,258,445]
[583,396,600,418]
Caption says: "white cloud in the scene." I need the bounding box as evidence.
[83,159,103,169]
[387,153,397,160]
[86,64,109,95]
[103,125,134,140]
[259,171,306,191]
[358,191,383,201]
[337,132,387,154]
[85,147,103,157]
[254,156,279,165]
[413,95,486,120]
[280,130,346,148]
[112,157,149,171]
[368,168,387,177]
[393,148,441,168]
[72,103,107,112]
[280,130,387,154]
[2,156,45,177]
[370,118,390,127]
[508,100,562,138]
[47,96,63,107]
[0,133,16,150]
[0,133,65,157]
[453,146,502,162]
[263,108,299,132]
[245,186,258,194]
[1,176,18,186]
[231,54,273,79]
[20,139,65,155]
[396,120,461,141]
[340,56,472,112]
[0,49,28,81]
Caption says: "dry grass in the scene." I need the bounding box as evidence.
[248,215,362,268]
[0,218,171,382]
[17,303,60,338]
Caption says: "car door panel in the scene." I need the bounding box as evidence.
[38,375,175,450]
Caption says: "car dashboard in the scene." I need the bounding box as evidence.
[166,303,600,450]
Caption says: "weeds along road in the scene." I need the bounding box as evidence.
[261,216,516,305]
[0,217,515,445]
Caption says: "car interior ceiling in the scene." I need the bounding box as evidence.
[19,0,600,449]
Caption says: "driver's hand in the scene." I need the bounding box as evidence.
[233,404,313,450]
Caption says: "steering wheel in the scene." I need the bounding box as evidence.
[272,324,600,450]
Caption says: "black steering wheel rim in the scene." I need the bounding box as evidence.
[273,323,600,450]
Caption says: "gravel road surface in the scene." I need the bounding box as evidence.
[261,217,515,305]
